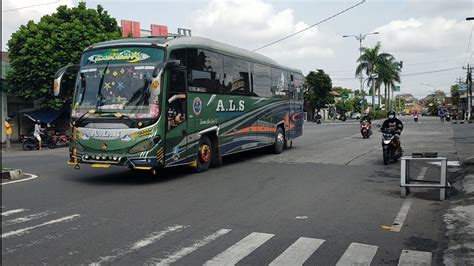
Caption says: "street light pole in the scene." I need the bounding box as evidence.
[342,32,379,113]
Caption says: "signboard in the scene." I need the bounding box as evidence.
[364,96,380,105]
[341,93,349,99]
[393,85,400,92]
[459,84,468,92]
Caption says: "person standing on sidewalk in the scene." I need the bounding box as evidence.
[33,121,44,150]
[4,118,13,148]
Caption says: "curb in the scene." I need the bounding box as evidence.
[1,169,23,180]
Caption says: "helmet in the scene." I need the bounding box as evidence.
[387,110,396,119]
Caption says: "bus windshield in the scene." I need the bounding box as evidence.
[72,47,164,119]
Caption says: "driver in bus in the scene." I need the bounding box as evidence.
[168,94,186,130]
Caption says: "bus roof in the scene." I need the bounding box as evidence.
[85,36,302,74]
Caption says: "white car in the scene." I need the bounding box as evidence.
[350,112,361,119]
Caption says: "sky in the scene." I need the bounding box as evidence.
[2,0,474,99]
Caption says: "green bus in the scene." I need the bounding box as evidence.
[54,36,304,173]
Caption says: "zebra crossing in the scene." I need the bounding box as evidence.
[2,206,433,265]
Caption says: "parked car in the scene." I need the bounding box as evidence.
[350,112,361,120]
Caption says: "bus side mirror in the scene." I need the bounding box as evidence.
[150,60,181,97]
[53,64,79,96]
[152,60,180,78]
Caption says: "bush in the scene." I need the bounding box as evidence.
[370,110,387,120]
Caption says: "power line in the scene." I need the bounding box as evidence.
[252,0,366,52]
[3,0,61,12]
[401,67,462,77]
[464,25,474,67]
[331,66,462,80]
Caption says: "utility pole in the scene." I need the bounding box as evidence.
[468,64,473,120]
[342,32,379,113]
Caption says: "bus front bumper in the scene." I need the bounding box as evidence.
[67,153,162,170]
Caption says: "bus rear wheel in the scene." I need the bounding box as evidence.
[272,127,285,154]
[195,136,212,172]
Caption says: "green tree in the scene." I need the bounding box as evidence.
[304,70,334,113]
[377,56,401,109]
[451,84,460,109]
[355,42,393,111]
[6,3,121,109]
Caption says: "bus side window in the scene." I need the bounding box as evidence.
[187,49,224,93]
[170,49,186,66]
[271,68,289,98]
[223,56,250,96]
[251,63,271,97]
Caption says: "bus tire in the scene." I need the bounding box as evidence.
[272,127,285,154]
[195,136,212,172]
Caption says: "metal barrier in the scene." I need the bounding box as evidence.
[400,156,449,201]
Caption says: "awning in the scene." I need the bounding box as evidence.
[23,109,65,124]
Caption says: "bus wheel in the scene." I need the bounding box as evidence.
[272,127,285,154]
[196,136,212,172]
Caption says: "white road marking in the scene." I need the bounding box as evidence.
[1,209,27,216]
[398,250,432,266]
[1,173,39,186]
[2,214,80,238]
[204,232,274,266]
[429,161,461,167]
[390,200,413,232]
[416,167,428,180]
[2,211,52,227]
[90,224,187,265]
[152,229,231,265]
[269,237,325,266]
[295,216,308,219]
[336,242,378,266]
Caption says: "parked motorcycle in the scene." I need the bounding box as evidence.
[360,121,372,139]
[22,133,57,151]
[381,128,402,165]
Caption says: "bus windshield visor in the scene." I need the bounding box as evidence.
[72,47,164,119]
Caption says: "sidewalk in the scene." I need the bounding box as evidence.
[443,123,474,265]
[1,142,26,152]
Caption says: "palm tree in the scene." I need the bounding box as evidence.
[377,57,401,110]
[356,42,393,111]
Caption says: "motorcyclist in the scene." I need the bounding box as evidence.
[360,112,372,124]
[381,110,404,153]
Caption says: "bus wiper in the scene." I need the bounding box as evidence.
[95,61,110,111]
[72,109,96,126]
[113,112,140,125]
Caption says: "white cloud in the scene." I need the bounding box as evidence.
[190,0,339,72]
[2,0,74,51]
[374,17,471,54]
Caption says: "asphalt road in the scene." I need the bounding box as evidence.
[1,116,463,265]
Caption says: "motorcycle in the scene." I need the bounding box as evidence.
[381,128,402,165]
[314,114,322,124]
[360,121,372,139]
[414,114,418,122]
[445,114,451,122]
[22,133,57,151]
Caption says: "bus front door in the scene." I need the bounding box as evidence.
[165,68,189,166]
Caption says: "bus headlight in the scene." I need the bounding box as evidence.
[128,137,160,154]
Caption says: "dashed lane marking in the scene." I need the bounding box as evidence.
[336,242,378,266]
[204,232,274,266]
[1,209,27,217]
[416,167,428,180]
[398,250,432,266]
[1,173,39,186]
[151,229,231,265]
[389,200,413,232]
[269,237,325,266]
[1,214,81,238]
